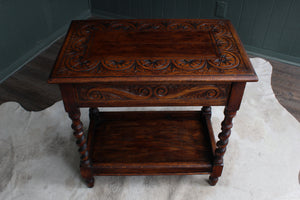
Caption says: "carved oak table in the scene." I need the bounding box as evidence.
[48,19,258,188]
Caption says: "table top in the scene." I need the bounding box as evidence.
[48,19,258,84]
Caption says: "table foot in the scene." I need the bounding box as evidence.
[89,107,100,120]
[68,108,94,188]
[201,106,211,119]
[209,107,236,186]
[208,175,218,186]
[84,177,95,188]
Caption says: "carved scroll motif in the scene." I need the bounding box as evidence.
[60,24,101,73]
[77,84,229,102]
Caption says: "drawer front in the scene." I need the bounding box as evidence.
[75,83,230,107]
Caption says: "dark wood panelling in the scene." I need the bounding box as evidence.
[186,0,202,19]
[248,0,274,48]
[163,0,178,18]
[151,0,164,18]
[278,0,297,54]
[287,0,300,57]
[174,0,189,18]
[199,0,216,18]
[263,0,298,55]
[237,0,274,48]
[224,0,243,29]
[237,0,258,45]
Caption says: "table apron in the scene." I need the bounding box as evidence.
[73,83,231,107]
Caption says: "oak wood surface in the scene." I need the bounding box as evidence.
[89,111,213,167]
[87,110,213,176]
[49,19,259,187]
[75,82,231,107]
[48,19,257,83]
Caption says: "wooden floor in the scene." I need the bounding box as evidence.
[0,36,299,122]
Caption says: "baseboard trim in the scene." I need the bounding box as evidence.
[0,9,91,83]
[245,45,300,67]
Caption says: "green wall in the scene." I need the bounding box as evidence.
[0,0,90,82]
[91,0,300,66]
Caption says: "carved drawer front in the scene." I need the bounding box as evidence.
[75,83,230,107]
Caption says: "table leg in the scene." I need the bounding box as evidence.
[208,107,236,186]
[201,106,211,119]
[89,107,100,120]
[68,108,94,188]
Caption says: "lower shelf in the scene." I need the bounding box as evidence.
[87,111,215,175]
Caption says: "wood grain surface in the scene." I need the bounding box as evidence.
[48,19,257,83]
[91,111,213,164]
[50,19,257,187]
[85,110,214,176]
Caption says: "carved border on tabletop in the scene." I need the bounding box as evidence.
[56,20,244,75]
[77,84,229,102]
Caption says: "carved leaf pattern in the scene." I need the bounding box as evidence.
[208,51,239,69]
[56,20,244,75]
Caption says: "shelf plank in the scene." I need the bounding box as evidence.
[87,111,214,175]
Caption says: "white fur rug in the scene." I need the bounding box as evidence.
[0,58,299,200]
